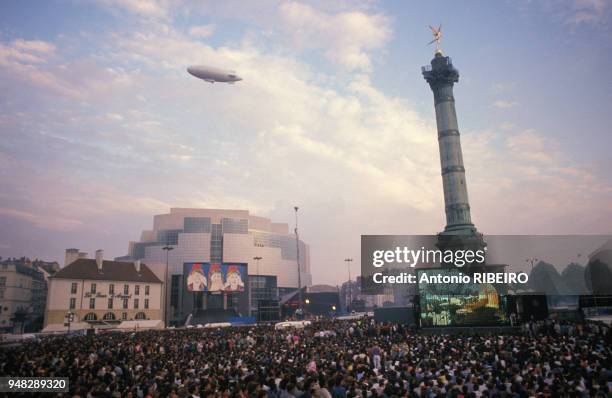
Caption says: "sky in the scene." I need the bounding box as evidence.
[0,0,611,285]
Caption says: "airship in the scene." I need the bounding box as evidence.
[187,65,242,84]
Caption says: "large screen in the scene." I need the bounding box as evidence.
[184,262,247,292]
[417,268,507,326]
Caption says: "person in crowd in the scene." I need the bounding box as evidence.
[0,318,610,397]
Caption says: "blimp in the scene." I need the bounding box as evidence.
[187,65,242,84]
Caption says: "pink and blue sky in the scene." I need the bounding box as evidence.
[0,0,611,284]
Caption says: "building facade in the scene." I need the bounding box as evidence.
[117,208,311,324]
[249,274,280,321]
[0,258,49,333]
[43,250,163,331]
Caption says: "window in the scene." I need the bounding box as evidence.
[156,229,180,245]
[184,217,211,233]
[134,298,139,309]
[135,312,146,320]
[221,218,248,234]
[69,298,76,309]
[91,283,96,294]
[89,298,95,309]
[210,224,223,262]
[121,312,127,320]
[145,285,150,295]
[103,312,115,320]
[108,298,113,309]
[123,284,129,295]
[0,290,3,299]
[0,277,6,286]
[135,285,140,295]
[71,282,77,294]
[144,299,149,309]
[122,298,128,309]
[171,276,180,307]
[109,284,114,294]
[84,313,97,321]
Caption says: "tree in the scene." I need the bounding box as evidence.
[529,261,567,295]
[561,263,588,294]
[10,307,30,334]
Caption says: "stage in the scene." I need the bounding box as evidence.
[420,325,520,335]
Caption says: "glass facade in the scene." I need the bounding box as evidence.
[249,275,279,321]
[170,275,180,308]
[184,217,212,233]
[121,209,312,324]
[210,224,223,263]
[221,218,248,234]
[157,229,181,245]
[132,241,161,260]
[252,232,307,263]
[278,287,298,300]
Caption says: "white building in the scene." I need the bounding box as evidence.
[0,258,48,333]
[43,250,163,332]
[117,208,312,323]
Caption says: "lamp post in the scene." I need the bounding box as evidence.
[162,244,174,328]
[345,258,353,313]
[294,206,302,315]
[253,256,262,322]
[304,298,310,319]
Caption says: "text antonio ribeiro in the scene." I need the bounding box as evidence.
[370,247,529,284]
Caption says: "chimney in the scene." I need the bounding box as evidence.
[65,248,80,267]
[134,259,141,273]
[95,249,104,270]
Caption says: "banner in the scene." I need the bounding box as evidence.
[184,262,247,292]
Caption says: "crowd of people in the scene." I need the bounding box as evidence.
[1,318,610,398]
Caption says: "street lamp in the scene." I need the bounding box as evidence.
[345,258,353,313]
[294,206,302,314]
[253,256,263,322]
[162,244,174,328]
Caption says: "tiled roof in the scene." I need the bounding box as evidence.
[52,259,162,283]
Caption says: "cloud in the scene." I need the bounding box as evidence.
[566,0,610,26]
[531,0,612,28]
[0,40,54,64]
[0,39,83,97]
[492,82,516,92]
[277,2,392,71]
[462,127,612,235]
[0,35,136,100]
[505,129,555,164]
[189,24,216,38]
[92,1,391,71]
[12,39,56,54]
[1,4,610,282]
[0,207,83,231]
[95,0,177,19]
[105,113,125,121]
[492,100,519,109]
